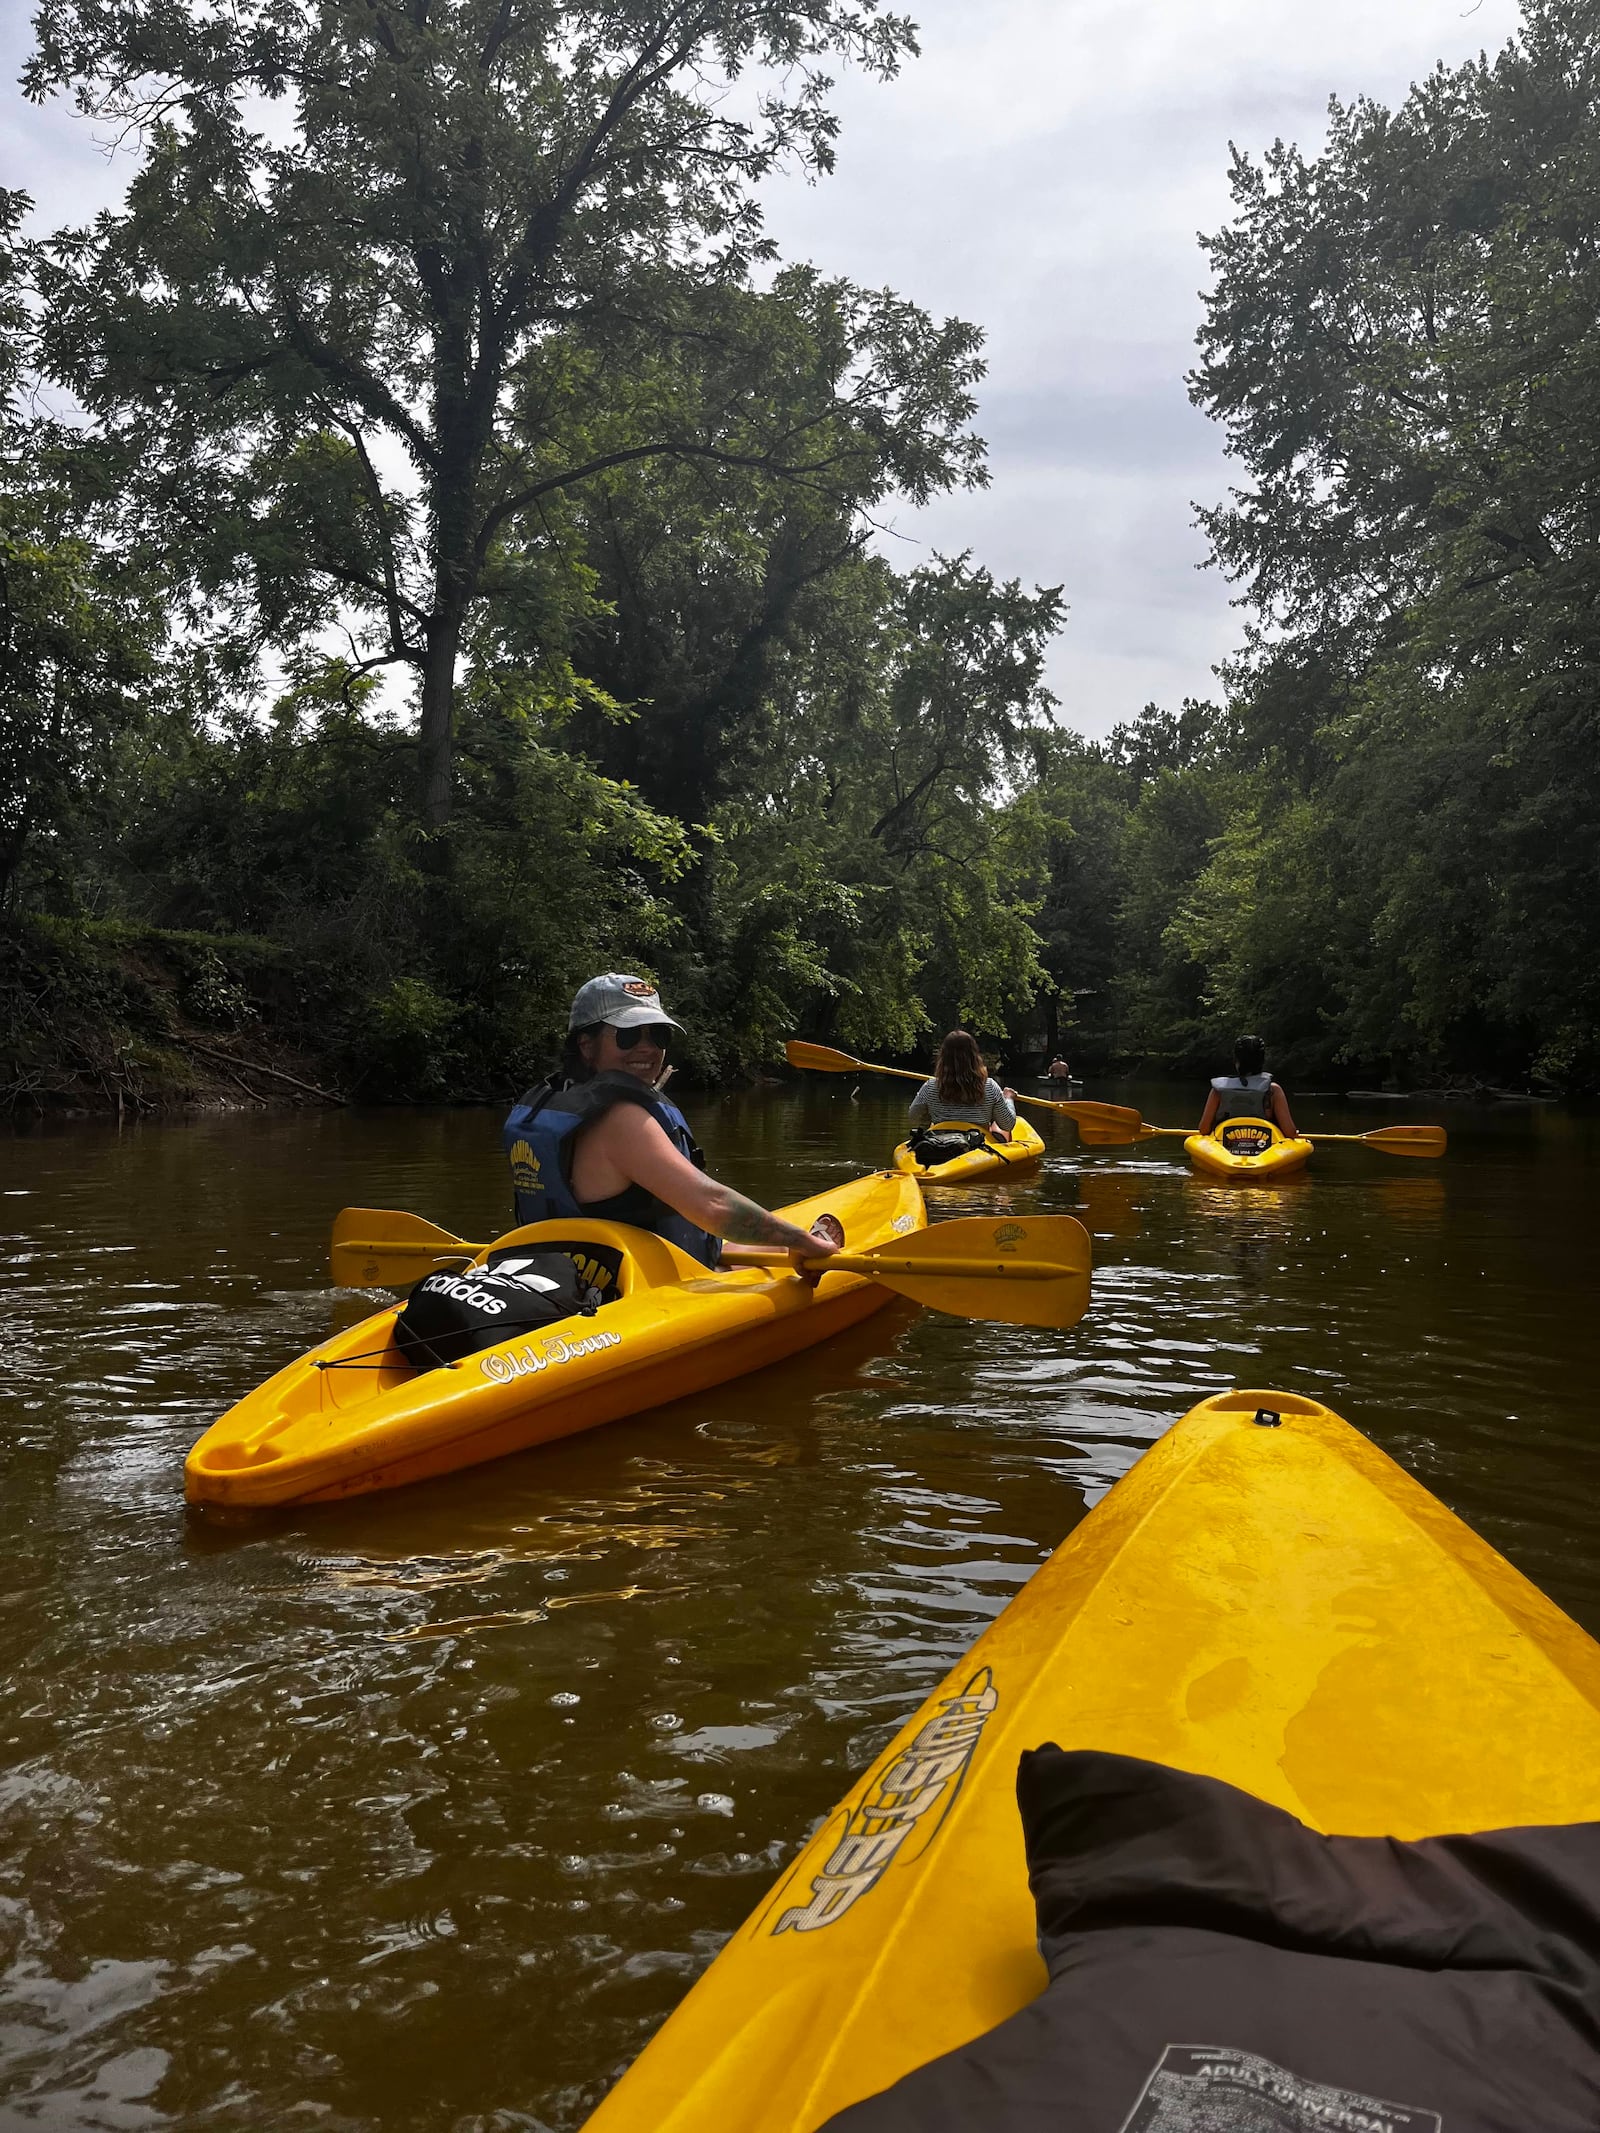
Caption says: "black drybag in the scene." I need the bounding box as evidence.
[909,1126,987,1166]
[394,1248,603,1369]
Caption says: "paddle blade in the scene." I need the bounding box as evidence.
[785,1039,863,1074]
[1047,1099,1145,1146]
[331,1207,480,1288]
[862,1214,1092,1330]
[1364,1125,1448,1157]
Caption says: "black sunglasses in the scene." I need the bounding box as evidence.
[609,1022,672,1050]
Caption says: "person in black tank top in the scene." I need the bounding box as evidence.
[507,973,842,1268]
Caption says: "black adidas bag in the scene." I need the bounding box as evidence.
[395,1249,602,1368]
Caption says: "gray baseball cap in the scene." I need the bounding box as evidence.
[568,973,684,1033]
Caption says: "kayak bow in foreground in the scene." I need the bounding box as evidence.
[582,1389,1600,2132]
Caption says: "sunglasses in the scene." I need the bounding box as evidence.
[608,1022,672,1050]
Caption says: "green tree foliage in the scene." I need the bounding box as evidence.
[697,553,1065,1060]
[0,192,167,909]
[27,0,984,827]
[16,0,1600,1106]
[1183,0,1600,1082]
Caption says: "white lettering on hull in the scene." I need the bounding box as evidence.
[479,1328,622,1383]
[770,1668,998,1934]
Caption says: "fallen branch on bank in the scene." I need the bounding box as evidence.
[185,1040,346,1106]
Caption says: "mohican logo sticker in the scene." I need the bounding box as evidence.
[768,1668,998,1934]
[1218,1121,1273,1156]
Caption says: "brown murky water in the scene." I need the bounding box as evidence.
[2,1084,1596,2128]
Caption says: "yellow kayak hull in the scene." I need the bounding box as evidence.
[185,1170,923,1509]
[583,1389,1600,2133]
[1186,1119,1312,1178]
[892,1115,1046,1181]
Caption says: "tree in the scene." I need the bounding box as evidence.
[28,0,985,827]
[1188,0,1600,1082]
[0,192,167,908]
[700,552,1065,1058]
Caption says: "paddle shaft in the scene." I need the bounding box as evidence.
[784,1041,1135,1132]
[1305,1130,1443,1150]
[718,1247,1063,1281]
[1138,1127,1440,1154]
[342,1233,1065,1284]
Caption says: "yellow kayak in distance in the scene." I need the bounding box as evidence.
[186,1169,924,1511]
[581,1389,1600,2133]
[893,1114,1046,1182]
[1185,1117,1313,1179]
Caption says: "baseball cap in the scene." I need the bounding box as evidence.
[568,973,684,1033]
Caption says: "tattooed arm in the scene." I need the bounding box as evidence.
[700,1182,833,1256]
[572,1105,839,1258]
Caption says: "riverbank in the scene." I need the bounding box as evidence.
[4,914,1564,1123]
[1,916,348,1117]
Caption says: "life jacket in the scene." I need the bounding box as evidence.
[501,1071,718,1268]
[1211,1071,1275,1122]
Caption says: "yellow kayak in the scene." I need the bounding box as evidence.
[582,1388,1600,2132]
[186,1170,923,1510]
[893,1115,1046,1181]
[1185,1118,1313,1178]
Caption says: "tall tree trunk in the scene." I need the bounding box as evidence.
[418,605,464,830]
[0,793,32,906]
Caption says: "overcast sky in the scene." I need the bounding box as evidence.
[757,0,1527,734]
[2,0,1527,737]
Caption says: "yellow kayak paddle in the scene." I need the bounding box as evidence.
[1130,1121,1449,1157]
[331,1207,1092,1331]
[783,1039,1142,1146]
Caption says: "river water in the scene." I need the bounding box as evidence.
[2,1084,1595,2128]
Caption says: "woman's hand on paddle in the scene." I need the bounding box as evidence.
[790,1212,844,1285]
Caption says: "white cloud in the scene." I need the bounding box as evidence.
[759,0,1528,733]
[2,0,1529,735]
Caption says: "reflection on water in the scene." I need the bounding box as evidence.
[1,1085,1597,2127]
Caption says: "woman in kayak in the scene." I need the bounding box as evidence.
[907,1030,1020,1142]
[1197,1034,1299,1137]
[503,974,841,1271]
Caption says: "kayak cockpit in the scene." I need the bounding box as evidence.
[190,1220,704,1462]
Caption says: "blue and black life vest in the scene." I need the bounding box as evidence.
[501,1072,718,1268]
[1211,1071,1275,1122]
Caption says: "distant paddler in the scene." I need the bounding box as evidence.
[1198,1034,1299,1141]
[908,1029,1020,1144]
[502,974,840,1277]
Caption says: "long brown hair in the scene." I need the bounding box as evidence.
[934,1029,987,1106]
